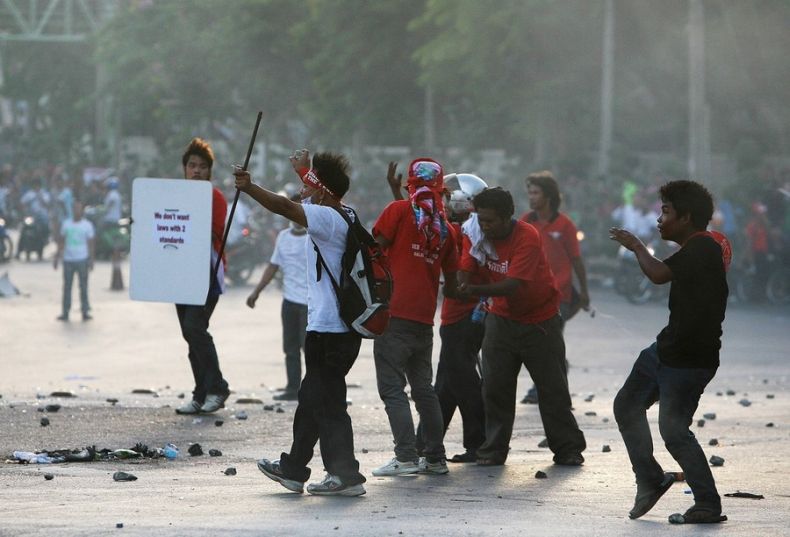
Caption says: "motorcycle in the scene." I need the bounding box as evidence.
[224,223,270,285]
[16,215,49,261]
[0,217,12,263]
[84,206,131,260]
[614,239,675,305]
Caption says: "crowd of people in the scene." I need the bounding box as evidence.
[1,142,786,523]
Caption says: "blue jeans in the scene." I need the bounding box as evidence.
[62,259,90,317]
[374,317,446,462]
[614,343,721,511]
[281,299,307,392]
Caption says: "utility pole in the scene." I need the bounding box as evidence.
[597,0,614,178]
[688,0,709,181]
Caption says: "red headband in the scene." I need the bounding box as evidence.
[298,167,340,200]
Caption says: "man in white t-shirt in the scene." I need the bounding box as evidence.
[54,201,95,321]
[234,149,366,497]
[247,220,309,401]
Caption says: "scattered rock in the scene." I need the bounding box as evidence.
[767,394,775,399]
[276,407,285,413]
[584,411,597,417]
[235,411,248,420]
[602,445,611,453]
[188,443,204,456]
[739,399,752,407]
[703,412,716,420]
[131,388,157,395]
[177,393,185,399]
[709,455,725,467]
[362,448,369,454]
[235,397,263,404]
[537,438,549,448]
[45,404,61,412]
[708,438,719,446]
[602,417,610,423]
[766,422,774,428]
[224,467,237,476]
[535,471,547,479]
[49,391,76,398]
[44,473,54,481]
[40,417,50,427]
[584,395,594,402]
[725,389,736,396]
[106,398,119,404]
[112,471,138,482]
[716,391,723,396]
[263,405,274,411]
[215,419,224,427]
[724,491,764,499]
[209,449,222,457]
[116,522,124,528]
[697,419,705,427]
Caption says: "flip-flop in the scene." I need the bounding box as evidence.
[669,509,728,524]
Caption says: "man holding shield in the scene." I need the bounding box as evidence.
[174,138,231,415]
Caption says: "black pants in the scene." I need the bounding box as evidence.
[281,299,308,392]
[418,317,485,454]
[175,295,229,404]
[279,331,365,485]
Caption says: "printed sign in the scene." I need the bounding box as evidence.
[130,178,212,304]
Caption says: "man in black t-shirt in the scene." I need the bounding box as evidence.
[609,180,731,525]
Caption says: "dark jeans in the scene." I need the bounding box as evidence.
[374,317,446,462]
[62,259,90,316]
[614,343,721,511]
[418,317,485,454]
[279,331,365,485]
[175,296,229,404]
[281,299,308,392]
[478,313,585,462]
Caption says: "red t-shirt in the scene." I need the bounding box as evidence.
[441,222,482,325]
[520,211,580,303]
[212,187,227,267]
[460,220,559,324]
[374,200,459,325]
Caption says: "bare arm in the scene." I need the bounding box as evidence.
[234,171,307,228]
[609,227,672,284]
[458,277,521,298]
[386,161,404,201]
[247,263,280,308]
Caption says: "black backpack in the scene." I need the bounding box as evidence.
[313,206,393,338]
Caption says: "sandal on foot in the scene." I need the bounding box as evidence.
[668,508,727,524]
[629,472,676,519]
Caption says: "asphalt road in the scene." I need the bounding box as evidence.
[1,256,789,536]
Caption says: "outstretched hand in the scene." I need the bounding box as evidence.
[386,161,404,201]
[609,227,643,252]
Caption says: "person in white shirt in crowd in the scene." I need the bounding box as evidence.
[53,200,95,321]
[247,206,309,401]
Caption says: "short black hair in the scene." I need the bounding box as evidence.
[181,138,215,169]
[526,170,561,213]
[473,187,514,219]
[313,152,350,199]
[659,180,714,230]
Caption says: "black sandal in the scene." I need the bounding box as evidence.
[669,508,727,524]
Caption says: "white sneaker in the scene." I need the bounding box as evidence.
[175,400,201,415]
[307,474,366,496]
[200,393,228,413]
[418,456,449,475]
[372,457,419,476]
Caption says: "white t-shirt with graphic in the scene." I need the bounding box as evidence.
[60,218,95,262]
[302,204,353,333]
[270,227,308,305]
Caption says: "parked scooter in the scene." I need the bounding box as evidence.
[0,217,12,263]
[16,215,49,261]
[224,222,269,285]
[614,239,675,305]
